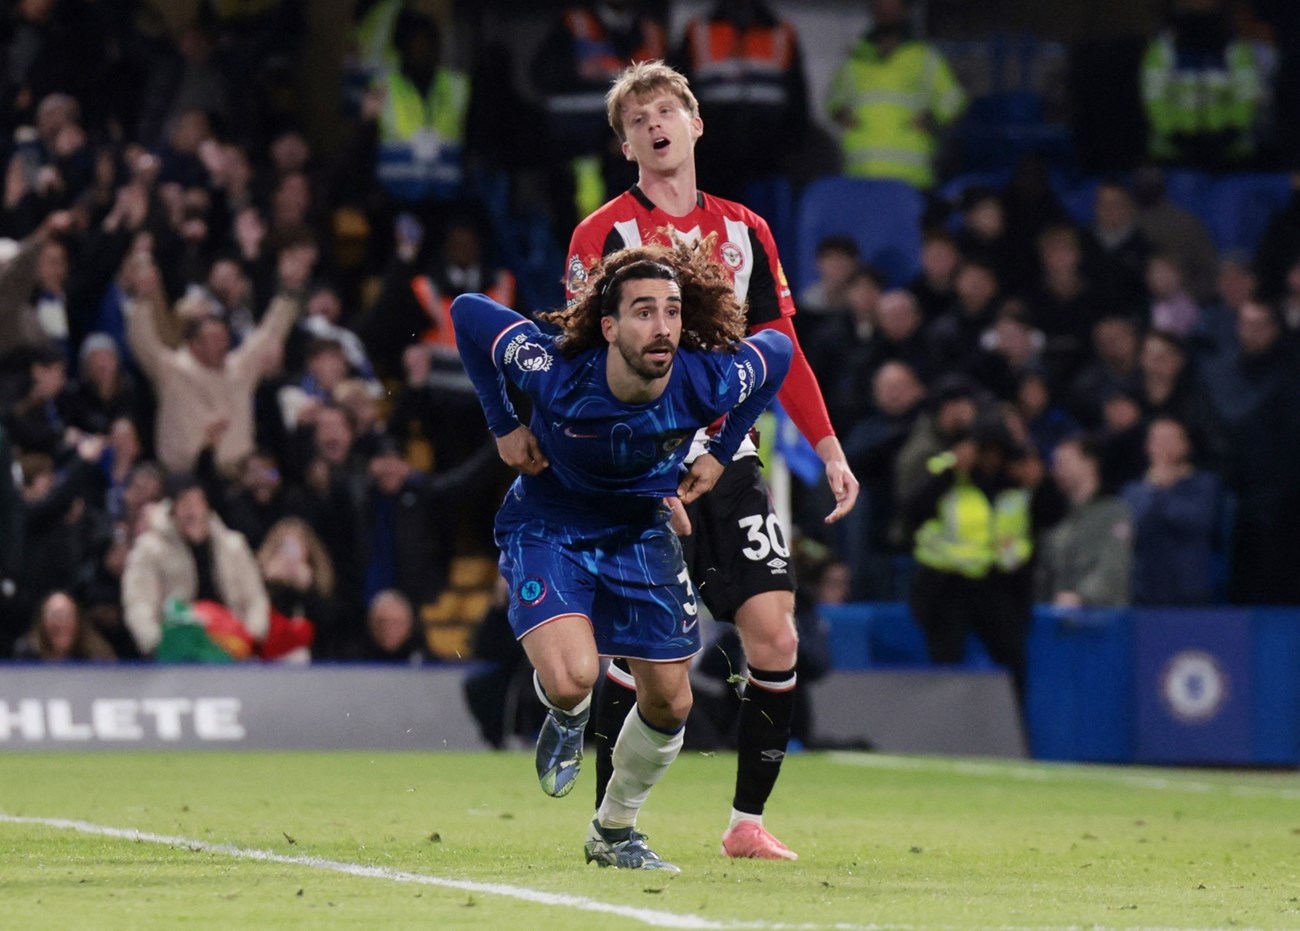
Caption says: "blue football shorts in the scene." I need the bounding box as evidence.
[494,492,702,662]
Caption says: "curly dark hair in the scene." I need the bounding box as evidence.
[538,233,748,357]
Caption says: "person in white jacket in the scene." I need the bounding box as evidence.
[121,475,268,656]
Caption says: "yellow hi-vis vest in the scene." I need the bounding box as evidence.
[913,457,1032,578]
[376,66,469,202]
[826,38,965,189]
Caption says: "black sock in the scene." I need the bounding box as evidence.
[592,659,636,809]
[734,666,796,816]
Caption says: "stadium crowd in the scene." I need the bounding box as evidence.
[2,0,1300,674]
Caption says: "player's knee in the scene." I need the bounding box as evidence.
[541,664,597,709]
[743,625,799,669]
[638,690,692,731]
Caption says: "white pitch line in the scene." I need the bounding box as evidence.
[827,753,1300,800]
[0,812,894,931]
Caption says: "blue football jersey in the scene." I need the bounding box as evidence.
[451,292,791,519]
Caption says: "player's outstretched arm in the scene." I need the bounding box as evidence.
[450,293,525,438]
[709,329,793,465]
[816,434,859,525]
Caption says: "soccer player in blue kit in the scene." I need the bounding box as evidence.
[451,238,791,872]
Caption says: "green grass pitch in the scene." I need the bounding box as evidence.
[3,749,1299,929]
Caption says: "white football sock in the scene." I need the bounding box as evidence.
[595,706,683,830]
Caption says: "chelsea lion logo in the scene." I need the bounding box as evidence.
[519,577,547,606]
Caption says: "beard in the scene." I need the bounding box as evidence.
[617,335,676,382]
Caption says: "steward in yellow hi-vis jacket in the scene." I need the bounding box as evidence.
[902,417,1059,704]
[826,1,964,190]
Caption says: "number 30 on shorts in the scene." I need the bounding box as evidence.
[738,514,790,561]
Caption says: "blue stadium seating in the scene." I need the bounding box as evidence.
[1204,172,1293,255]
[794,176,925,292]
[1160,168,1215,225]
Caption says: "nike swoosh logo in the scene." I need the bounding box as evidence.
[683,617,698,633]
[563,425,600,439]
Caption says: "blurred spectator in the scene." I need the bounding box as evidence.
[1096,388,1148,493]
[3,93,91,234]
[362,212,513,381]
[797,234,859,323]
[1001,155,1072,288]
[0,211,75,387]
[256,516,338,659]
[4,340,73,456]
[1037,434,1133,608]
[285,281,376,383]
[356,436,456,614]
[203,255,256,342]
[965,299,1045,402]
[65,333,149,440]
[894,371,981,505]
[11,590,114,662]
[209,448,295,551]
[1141,0,1261,169]
[126,243,311,475]
[1015,369,1080,462]
[840,360,926,598]
[356,587,426,664]
[806,262,884,416]
[136,23,231,150]
[1198,300,1300,602]
[529,1,665,228]
[117,460,165,538]
[826,0,965,190]
[926,255,999,374]
[74,522,140,660]
[11,433,106,650]
[908,227,960,323]
[1195,250,1255,357]
[1068,315,1143,427]
[1121,416,1226,605]
[1085,180,1153,315]
[1132,164,1219,304]
[1025,223,1107,392]
[1145,252,1200,337]
[121,474,268,657]
[1255,171,1300,302]
[954,186,1019,294]
[1137,328,1226,469]
[674,0,811,202]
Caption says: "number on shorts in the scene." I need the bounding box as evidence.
[677,566,698,616]
[738,514,790,561]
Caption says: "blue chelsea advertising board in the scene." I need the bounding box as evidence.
[1134,609,1252,764]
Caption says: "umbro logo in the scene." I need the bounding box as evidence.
[766,557,787,571]
[761,749,786,763]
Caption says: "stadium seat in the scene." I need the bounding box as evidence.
[1161,168,1215,225]
[794,176,924,292]
[743,176,797,271]
[1055,175,1101,227]
[1204,173,1293,255]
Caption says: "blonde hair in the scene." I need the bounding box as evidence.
[605,60,699,143]
[257,517,336,597]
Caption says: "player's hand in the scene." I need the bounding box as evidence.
[665,496,692,536]
[497,425,548,475]
[678,454,723,505]
[816,437,860,524]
